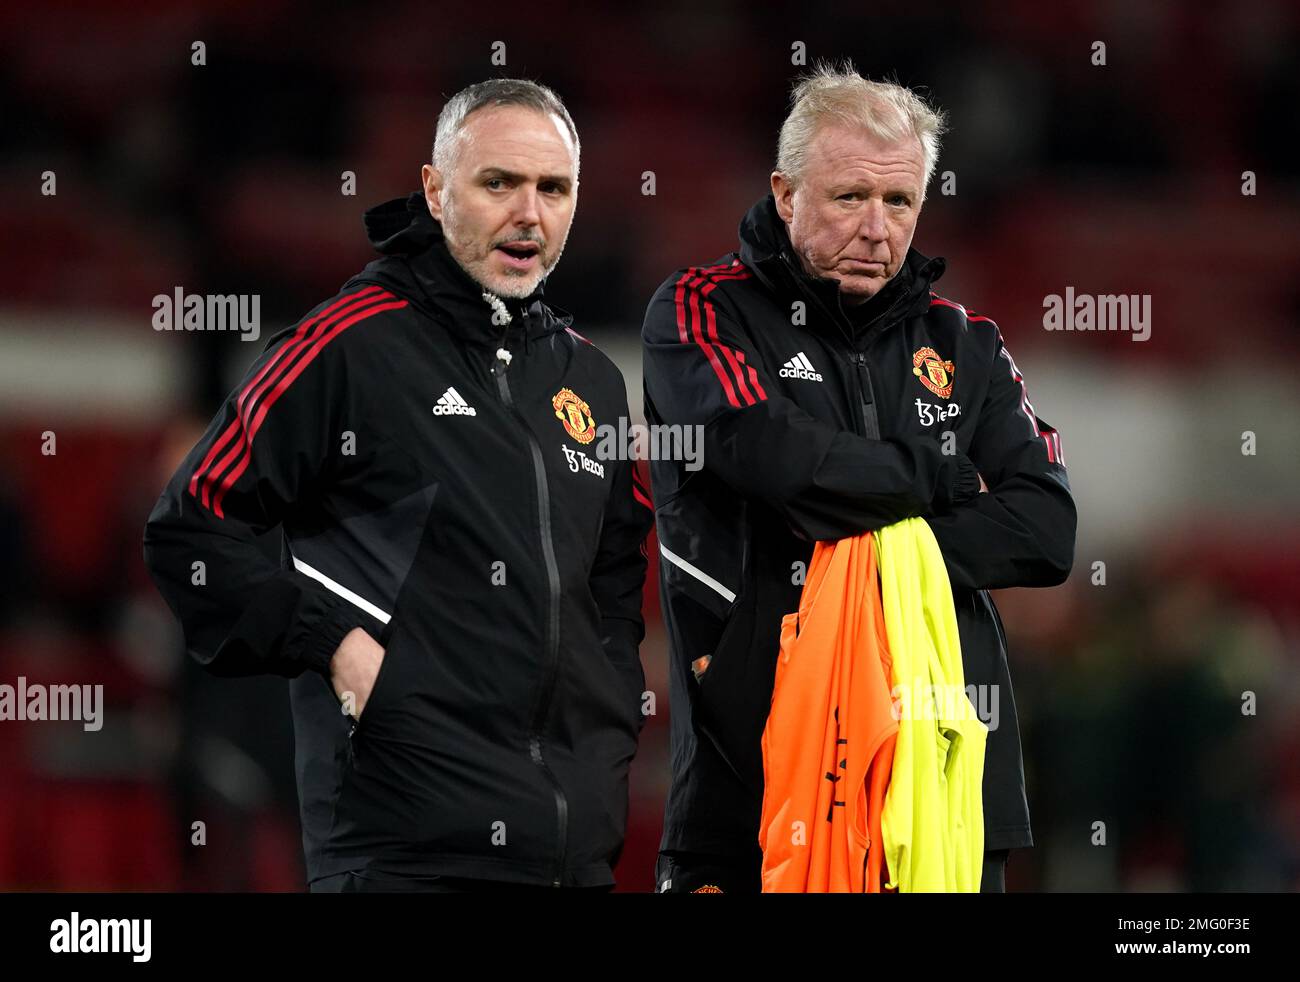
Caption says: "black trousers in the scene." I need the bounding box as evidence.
[654,847,1012,893]
[310,869,613,893]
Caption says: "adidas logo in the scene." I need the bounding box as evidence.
[432,386,477,416]
[779,352,823,381]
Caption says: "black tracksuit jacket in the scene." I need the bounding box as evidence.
[642,193,1076,859]
[144,192,653,887]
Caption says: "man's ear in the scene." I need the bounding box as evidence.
[770,171,796,224]
[421,164,444,221]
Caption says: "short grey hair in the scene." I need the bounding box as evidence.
[775,62,947,198]
[432,77,580,177]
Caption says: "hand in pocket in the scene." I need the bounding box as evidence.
[328,627,387,720]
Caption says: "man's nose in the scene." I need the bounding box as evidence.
[858,199,888,242]
[513,186,542,228]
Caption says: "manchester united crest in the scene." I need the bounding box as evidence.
[912,347,956,399]
[552,387,596,444]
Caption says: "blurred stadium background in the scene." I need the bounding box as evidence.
[1,1,1297,891]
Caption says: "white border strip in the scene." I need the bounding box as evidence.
[292,556,392,625]
[658,544,736,603]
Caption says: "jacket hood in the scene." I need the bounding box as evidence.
[357,191,571,346]
[737,193,945,342]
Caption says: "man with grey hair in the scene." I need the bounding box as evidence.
[642,63,1076,892]
[146,78,653,891]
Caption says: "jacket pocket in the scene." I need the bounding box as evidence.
[358,637,397,723]
[345,483,440,744]
[693,594,744,699]
[695,588,775,787]
[347,606,405,752]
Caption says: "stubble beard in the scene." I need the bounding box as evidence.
[441,191,566,300]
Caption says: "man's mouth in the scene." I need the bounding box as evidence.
[495,241,542,270]
[843,258,886,272]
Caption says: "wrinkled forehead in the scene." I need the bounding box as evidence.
[803,122,924,187]
[453,105,578,180]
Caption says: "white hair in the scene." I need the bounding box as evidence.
[432,77,580,177]
[776,62,947,198]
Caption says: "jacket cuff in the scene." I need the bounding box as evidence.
[299,593,390,679]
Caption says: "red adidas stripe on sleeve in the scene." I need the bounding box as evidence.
[673,262,766,409]
[188,286,407,518]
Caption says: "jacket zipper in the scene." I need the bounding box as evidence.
[853,351,878,439]
[811,329,875,440]
[845,283,916,441]
[493,305,569,888]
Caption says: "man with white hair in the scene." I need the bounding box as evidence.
[642,63,1076,892]
[146,78,653,891]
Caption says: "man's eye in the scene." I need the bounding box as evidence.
[486,178,507,190]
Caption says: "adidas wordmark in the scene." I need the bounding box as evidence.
[779,352,823,381]
[433,386,477,417]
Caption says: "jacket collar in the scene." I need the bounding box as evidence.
[361,192,572,347]
[737,193,944,344]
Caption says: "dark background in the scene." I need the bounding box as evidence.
[1,1,1297,891]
